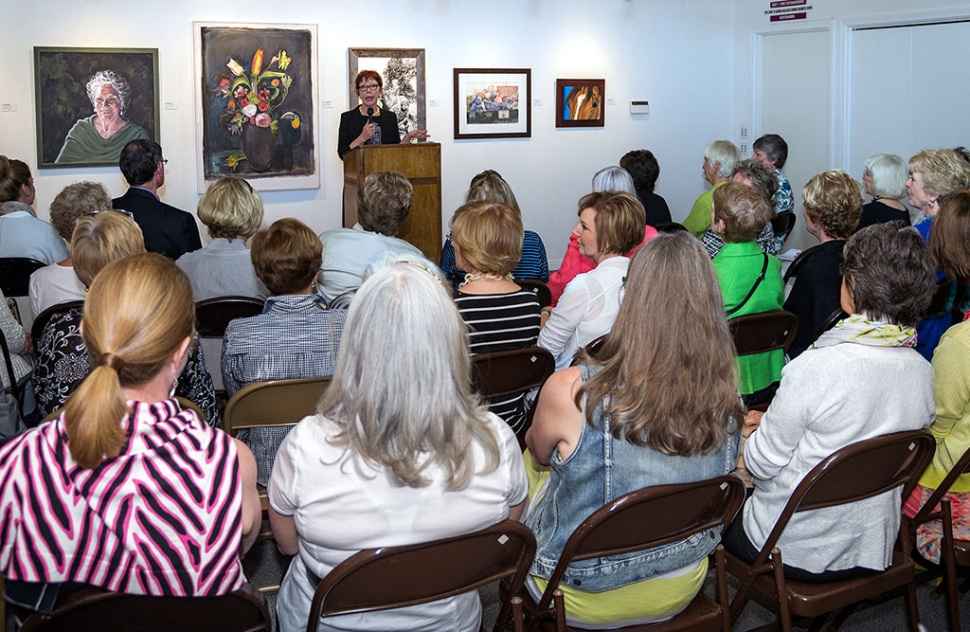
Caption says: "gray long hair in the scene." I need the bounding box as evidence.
[318,259,500,490]
[86,70,132,115]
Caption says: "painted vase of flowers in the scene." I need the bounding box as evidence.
[214,49,293,172]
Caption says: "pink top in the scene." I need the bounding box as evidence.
[0,400,244,596]
[548,225,659,306]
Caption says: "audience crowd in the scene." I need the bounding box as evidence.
[1,131,970,631]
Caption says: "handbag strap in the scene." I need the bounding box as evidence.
[726,253,769,317]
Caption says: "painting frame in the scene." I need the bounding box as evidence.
[348,48,426,139]
[34,47,160,169]
[453,68,531,140]
[194,21,320,192]
[556,79,605,128]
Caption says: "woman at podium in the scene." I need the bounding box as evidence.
[338,70,428,159]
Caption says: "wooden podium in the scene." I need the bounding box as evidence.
[342,143,442,262]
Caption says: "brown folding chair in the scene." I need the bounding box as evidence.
[471,346,556,444]
[305,520,536,632]
[19,582,271,632]
[195,296,264,396]
[516,279,553,309]
[909,443,970,632]
[726,430,935,632]
[728,310,799,411]
[521,474,746,632]
[771,211,797,249]
[0,258,47,297]
[223,376,331,592]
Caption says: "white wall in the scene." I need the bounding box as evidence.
[733,0,970,252]
[1,0,737,266]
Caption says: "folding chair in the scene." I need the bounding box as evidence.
[306,520,536,632]
[726,430,935,632]
[471,346,555,444]
[728,310,799,411]
[517,279,553,309]
[0,258,46,297]
[19,582,271,632]
[522,474,746,632]
[195,296,264,396]
[771,211,797,249]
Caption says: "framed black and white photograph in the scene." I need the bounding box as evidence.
[453,68,531,140]
[348,48,426,140]
[34,47,159,168]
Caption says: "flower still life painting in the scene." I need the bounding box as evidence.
[196,23,319,191]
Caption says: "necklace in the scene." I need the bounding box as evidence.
[459,271,514,289]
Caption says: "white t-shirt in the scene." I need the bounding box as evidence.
[269,412,528,632]
[28,263,85,318]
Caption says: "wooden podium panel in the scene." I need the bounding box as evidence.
[342,143,442,262]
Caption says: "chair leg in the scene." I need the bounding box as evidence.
[941,500,959,632]
[771,548,793,632]
[511,596,524,632]
[714,546,731,632]
[553,589,567,632]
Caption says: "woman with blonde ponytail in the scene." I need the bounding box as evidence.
[0,253,261,620]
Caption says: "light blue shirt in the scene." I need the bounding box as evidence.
[0,211,70,264]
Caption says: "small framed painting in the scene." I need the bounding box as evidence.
[556,79,605,128]
[453,68,531,140]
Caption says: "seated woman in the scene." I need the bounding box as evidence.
[450,201,542,434]
[858,153,911,230]
[710,182,784,405]
[268,259,527,632]
[439,169,549,287]
[784,170,863,358]
[0,156,70,264]
[547,166,657,304]
[726,223,937,581]
[700,159,778,258]
[28,181,106,317]
[905,191,970,564]
[0,253,260,621]
[223,218,346,486]
[317,170,423,305]
[525,232,742,627]
[620,149,671,227]
[538,191,644,370]
[682,140,740,237]
[176,176,267,301]
[0,288,34,431]
[32,212,219,425]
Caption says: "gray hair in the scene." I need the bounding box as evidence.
[86,70,131,115]
[318,259,500,491]
[704,141,741,179]
[864,154,908,200]
[592,166,636,195]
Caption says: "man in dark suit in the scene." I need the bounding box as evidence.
[112,139,201,259]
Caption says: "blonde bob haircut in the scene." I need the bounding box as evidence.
[357,170,413,236]
[450,202,523,276]
[802,170,863,240]
[713,182,772,243]
[318,259,500,491]
[72,212,147,287]
[909,149,970,198]
[197,177,264,239]
[250,218,322,295]
[576,191,645,256]
[64,253,195,469]
[575,231,742,454]
[465,169,521,216]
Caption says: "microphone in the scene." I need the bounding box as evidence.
[366,107,374,123]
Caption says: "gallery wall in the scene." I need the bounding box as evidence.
[0,0,737,267]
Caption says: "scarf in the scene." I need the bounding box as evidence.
[810,313,917,350]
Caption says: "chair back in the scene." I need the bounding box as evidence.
[754,430,934,566]
[223,377,331,437]
[654,221,689,233]
[536,475,746,611]
[195,296,265,338]
[306,520,536,632]
[515,279,552,309]
[471,346,555,400]
[728,310,799,357]
[913,442,970,526]
[771,211,797,248]
[0,258,46,297]
[31,300,84,354]
[19,583,271,632]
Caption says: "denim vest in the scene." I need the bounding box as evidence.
[526,363,740,592]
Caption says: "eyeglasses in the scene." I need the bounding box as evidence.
[81,209,135,223]
[162,159,169,165]
[358,84,380,92]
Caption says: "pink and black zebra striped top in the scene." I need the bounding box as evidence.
[0,399,244,596]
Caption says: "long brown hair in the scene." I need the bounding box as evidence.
[64,254,195,469]
[575,232,742,455]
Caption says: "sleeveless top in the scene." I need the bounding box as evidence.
[526,363,740,592]
[0,399,244,596]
